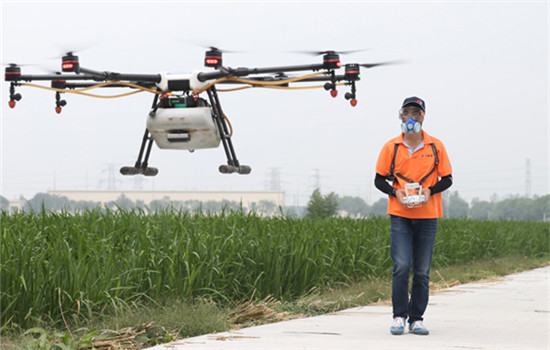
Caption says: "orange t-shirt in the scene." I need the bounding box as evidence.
[376,130,452,218]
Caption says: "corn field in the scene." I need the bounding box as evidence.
[1,209,548,330]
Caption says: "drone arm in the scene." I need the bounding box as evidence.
[13,74,99,82]
[78,67,161,83]
[55,82,158,89]
[197,63,327,82]
[213,74,355,86]
[8,70,161,84]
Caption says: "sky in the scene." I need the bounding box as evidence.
[1,0,548,207]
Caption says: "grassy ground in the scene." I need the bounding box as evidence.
[1,255,547,350]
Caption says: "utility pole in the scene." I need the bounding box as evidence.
[268,168,281,191]
[525,158,532,198]
[99,164,119,190]
[313,169,321,190]
[107,164,116,190]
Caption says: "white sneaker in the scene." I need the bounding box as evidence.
[390,317,406,335]
[409,320,429,335]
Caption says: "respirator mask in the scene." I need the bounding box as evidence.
[399,107,423,134]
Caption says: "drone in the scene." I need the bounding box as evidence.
[4,48,398,177]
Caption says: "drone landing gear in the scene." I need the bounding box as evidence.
[206,86,251,175]
[120,128,159,177]
[219,164,251,174]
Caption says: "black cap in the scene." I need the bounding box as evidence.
[402,96,425,111]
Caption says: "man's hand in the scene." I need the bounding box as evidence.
[421,188,431,205]
[395,189,407,206]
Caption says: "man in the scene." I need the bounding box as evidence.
[374,96,453,335]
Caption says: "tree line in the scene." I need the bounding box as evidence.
[1,191,548,221]
[306,189,549,222]
[0,193,281,216]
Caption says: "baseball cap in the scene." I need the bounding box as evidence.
[402,96,425,111]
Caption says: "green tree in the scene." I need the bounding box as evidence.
[23,193,72,212]
[469,198,493,220]
[338,195,370,217]
[148,196,172,212]
[306,189,338,218]
[533,195,550,221]
[370,197,388,217]
[73,200,102,211]
[489,195,550,221]
[256,200,278,216]
[445,191,469,218]
[0,196,9,211]
[111,194,135,211]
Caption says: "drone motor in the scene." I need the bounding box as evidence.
[321,51,341,69]
[62,52,79,73]
[5,64,21,81]
[205,47,222,68]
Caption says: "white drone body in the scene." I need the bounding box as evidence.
[155,72,214,92]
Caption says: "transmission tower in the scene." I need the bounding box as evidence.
[313,169,321,190]
[268,168,281,191]
[525,158,532,197]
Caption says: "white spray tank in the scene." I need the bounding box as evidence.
[146,98,221,151]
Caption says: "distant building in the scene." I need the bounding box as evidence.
[48,190,285,211]
[6,199,24,213]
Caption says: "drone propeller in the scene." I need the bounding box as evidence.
[46,44,91,61]
[291,49,369,56]
[180,39,245,53]
[358,59,409,69]
[206,46,243,54]
[1,62,36,68]
[204,46,245,68]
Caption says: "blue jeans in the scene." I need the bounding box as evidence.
[390,215,437,323]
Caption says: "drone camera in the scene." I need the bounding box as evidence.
[62,53,79,73]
